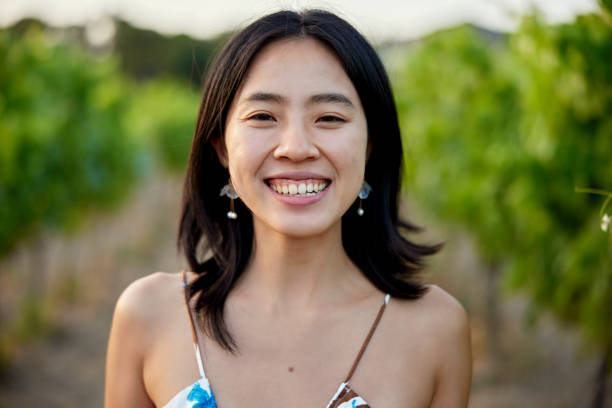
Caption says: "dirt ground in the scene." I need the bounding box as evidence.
[0,172,610,407]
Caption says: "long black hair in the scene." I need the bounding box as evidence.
[177,9,442,352]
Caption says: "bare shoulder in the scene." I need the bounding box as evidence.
[391,284,472,407]
[419,284,469,328]
[376,285,471,407]
[421,284,470,349]
[389,284,471,353]
[105,272,184,407]
[117,271,182,305]
[115,272,180,312]
[393,284,468,320]
[112,272,184,340]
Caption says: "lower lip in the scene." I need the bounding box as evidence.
[267,183,330,205]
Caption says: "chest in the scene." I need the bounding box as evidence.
[200,339,435,408]
[147,302,437,407]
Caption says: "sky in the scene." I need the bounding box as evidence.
[0,0,601,42]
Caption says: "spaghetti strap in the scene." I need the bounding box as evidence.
[343,293,391,383]
[181,270,206,378]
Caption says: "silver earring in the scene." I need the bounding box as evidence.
[357,181,372,216]
[220,180,239,219]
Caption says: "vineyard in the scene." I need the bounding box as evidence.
[1,3,611,406]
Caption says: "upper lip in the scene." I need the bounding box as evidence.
[265,172,330,181]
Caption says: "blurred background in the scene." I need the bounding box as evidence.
[1,0,611,406]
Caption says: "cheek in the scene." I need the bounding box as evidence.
[322,126,368,169]
[225,130,271,192]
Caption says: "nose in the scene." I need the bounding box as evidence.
[273,119,319,162]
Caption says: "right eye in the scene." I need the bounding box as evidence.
[248,113,275,121]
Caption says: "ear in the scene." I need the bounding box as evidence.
[211,137,229,168]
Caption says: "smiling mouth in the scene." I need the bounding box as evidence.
[265,179,330,197]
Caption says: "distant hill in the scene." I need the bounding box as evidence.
[113,19,231,84]
[3,17,231,85]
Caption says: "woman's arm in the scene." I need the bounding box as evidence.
[105,277,156,408]
[428,286,473,408]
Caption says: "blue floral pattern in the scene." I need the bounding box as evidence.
[186,382,217,408]
[163,378,218,408]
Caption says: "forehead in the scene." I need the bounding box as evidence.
[237,37,359,101]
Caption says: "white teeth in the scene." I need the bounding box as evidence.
[269,181,328,196]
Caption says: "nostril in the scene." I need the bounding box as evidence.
[274,134,319,160]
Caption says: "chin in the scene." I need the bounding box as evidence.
[274,225,331,239]
[259,213,341,239]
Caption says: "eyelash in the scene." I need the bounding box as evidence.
[318,115,345,123]
[248,113,274,121]
[246,114,345,123]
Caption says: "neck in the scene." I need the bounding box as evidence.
[231,218,366,314]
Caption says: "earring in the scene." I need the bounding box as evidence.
[357,181,372,216]
[220,180,239,219]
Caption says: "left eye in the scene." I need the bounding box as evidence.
[318,116,345,123]
[248,113,275,121]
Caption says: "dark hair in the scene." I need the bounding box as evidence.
[177,9,442,352]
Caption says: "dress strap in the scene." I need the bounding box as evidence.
[181,270,206,378]
[343,293,391,383]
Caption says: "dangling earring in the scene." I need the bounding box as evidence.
[357,181,372,216]
[220,180,239,219]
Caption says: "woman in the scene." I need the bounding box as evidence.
[105,9,472,408]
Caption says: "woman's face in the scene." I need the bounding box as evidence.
[222,37,368,238]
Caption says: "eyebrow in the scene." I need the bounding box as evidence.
[242,92,285,104]
[309,93,355,109]
[241,92,356,109]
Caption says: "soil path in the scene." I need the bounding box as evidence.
[0,173,185,407]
